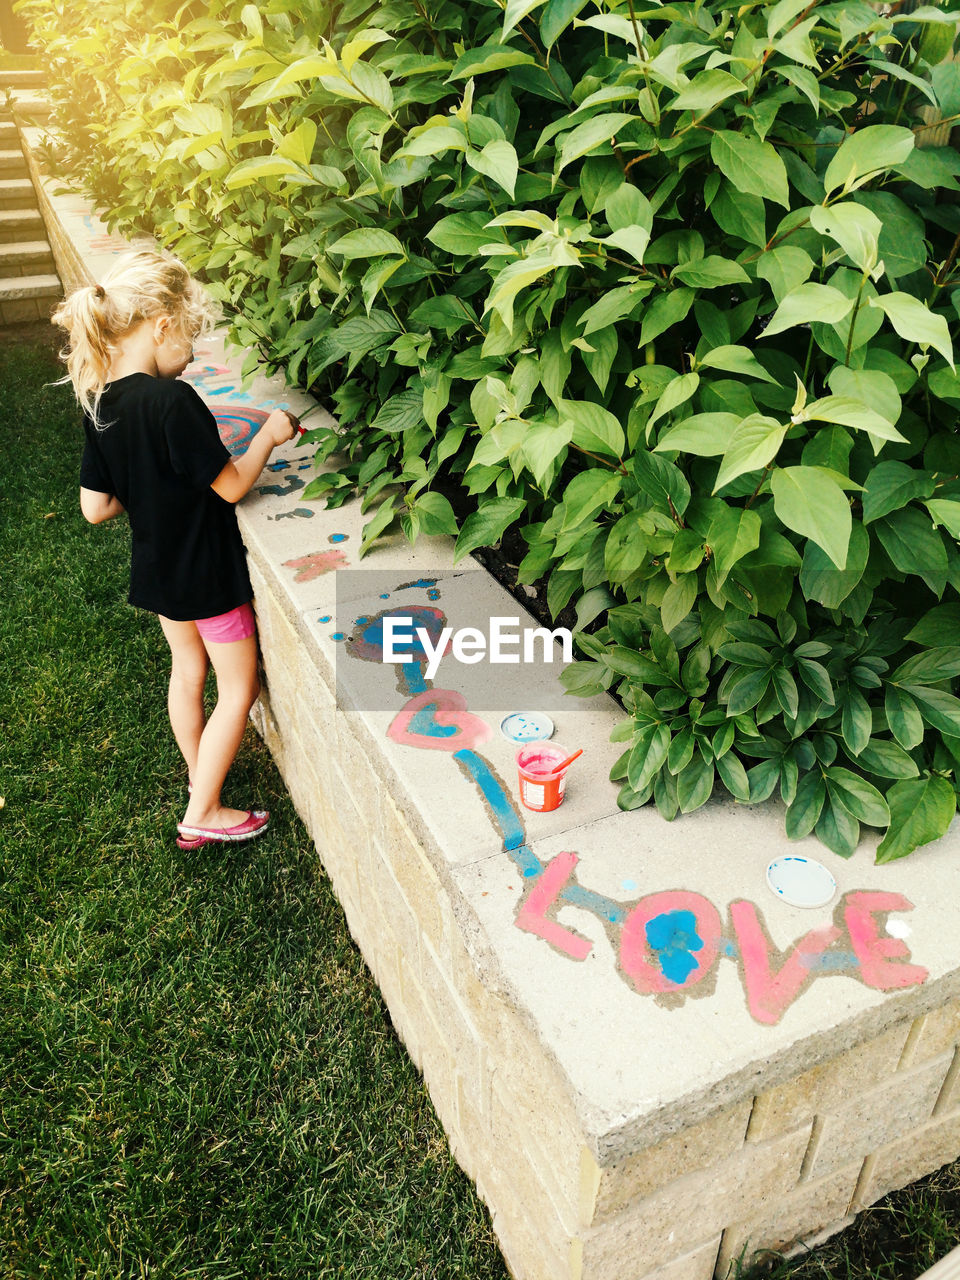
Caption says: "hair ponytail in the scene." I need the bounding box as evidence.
[51,244,220,428]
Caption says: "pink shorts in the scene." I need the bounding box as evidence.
[194,602,256,643]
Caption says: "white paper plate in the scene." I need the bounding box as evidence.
[765,856,837,909]
[499,711,555,743]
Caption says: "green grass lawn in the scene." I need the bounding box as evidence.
[0,329,507,1277]
[0,329,956,1279]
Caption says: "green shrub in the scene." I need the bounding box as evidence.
[22,0,960,859]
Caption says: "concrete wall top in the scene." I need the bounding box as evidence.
[33,144,960,1168]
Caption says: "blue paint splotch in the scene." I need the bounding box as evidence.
[274,507,314,520]
[328,533,348,543]
[646,911,705,985]
[256,475,306,498]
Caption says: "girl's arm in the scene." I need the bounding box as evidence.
[210,409,297,504]
[80,487,125,524]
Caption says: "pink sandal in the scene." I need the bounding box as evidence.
[176,810,269,850]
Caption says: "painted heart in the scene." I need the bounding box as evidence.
[388,689,492,753]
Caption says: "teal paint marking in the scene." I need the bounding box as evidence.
[454,749,529,855]
[646,911,704,985]
[410,705,458,739]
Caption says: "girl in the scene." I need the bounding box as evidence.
[53,247,299,851]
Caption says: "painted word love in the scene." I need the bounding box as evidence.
[516,851,928,1025]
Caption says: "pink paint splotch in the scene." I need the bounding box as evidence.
[283,549,349,582]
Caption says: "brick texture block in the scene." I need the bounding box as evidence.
[715,1163,862,1275]
[747,1022,911,1142]
[859,1107,960,1207]
[903,999,960,1067]
[577,1126,811,1278]
[808,1052,953,1178]
[644,1237,722,1280]
[583,1101,753,1223]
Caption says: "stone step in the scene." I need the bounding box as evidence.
[0,148,26,173]
[0,122,19,143]
[0,239,55,277]
[8,96,50,121]
[0,207,44,241]
[0,178,36,210]
[0,272,60,301]
[0,71,45,89]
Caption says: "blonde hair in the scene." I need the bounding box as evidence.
[52,245,220,427]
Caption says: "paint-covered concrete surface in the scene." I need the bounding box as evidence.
[32,138,960,1280]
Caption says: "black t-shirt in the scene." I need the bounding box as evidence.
[79,373,252,621]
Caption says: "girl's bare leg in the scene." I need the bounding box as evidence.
[159,615,261,829]
[158,615,209,788]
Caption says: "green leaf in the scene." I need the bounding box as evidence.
[638,288,695,347]
[677,754,715,813]
[815,793,860,858]
[796,658,835,705]
[655,413,740,456]
[801,395,906,447]
[359,495,398,555]
[466,139,518,198]
[715,750,751,801]
[756,246,814,303]
[876,776,956,862]
[670,70,748,112]
[697,345,779,384]
[925,499,960,539]
[502,0,547,40]
[560,468,622,530]
[559,399,624,458]
[840,687,873,757]
[856,739,919,780]
[427,212,496,256]
[884,684,925,750]
[902,684,960,737]
[725,666,774,715]
[522,420,574,487]
[578,284,651,335]
[414,491,459,536]
[710,130,789,207]
[705,503,762,583]
[224,155,303,188]
[771,466,852,569]
[673,257,750,288]
[799,519,869,607]
[809,202,882,274]
[891,648,960,685]
[714,415,788,492]
[556,113,638,175]
[447,46,536,80]
[862,462,935,525]
[785,770,826,838]
[370,389,425,433]
[826,366,901,428]
[906,603,960,647]
[869,292,955,370]
[540,0,591,46]
[453,497,527,563]
[645,371,700,439]
[661,574,698,633]
[875,508,948,596]
[764,283,855,339]
[824,125,915,196]
[328,228,406,259]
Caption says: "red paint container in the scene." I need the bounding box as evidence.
[516,743,574,812]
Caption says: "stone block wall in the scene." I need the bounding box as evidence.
[246,558,960,1280]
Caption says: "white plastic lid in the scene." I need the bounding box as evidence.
[765,856,837,909]
[499,711,555,743]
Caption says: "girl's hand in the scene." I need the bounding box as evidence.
[264,408,299,446]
